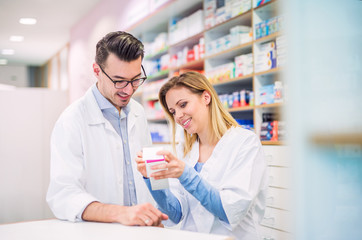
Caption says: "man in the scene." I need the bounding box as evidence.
[46,31,168,226]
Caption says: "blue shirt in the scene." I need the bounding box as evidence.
[92,85,137,206]
[145,161,229,224]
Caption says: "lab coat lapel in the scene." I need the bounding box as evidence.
[82,85,119,135]
[127,99,140,135]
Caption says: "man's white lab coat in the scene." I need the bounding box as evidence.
[46,85,153,221]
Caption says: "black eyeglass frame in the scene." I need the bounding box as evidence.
[99,64,147,89]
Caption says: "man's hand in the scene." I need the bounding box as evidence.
[82,201,168,227]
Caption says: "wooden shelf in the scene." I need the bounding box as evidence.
[254,67,281,76]
[255,102,283,109]
[205,41,253,60]
[228,106,254,112]
[261,141,284,145]
[254,32,281,44]
[169,31,204,49]
[311,133,362,145]
[144,47,169,60]
[169,58,204,71]
[147,69,169,81]
[205,10,252,32]
[213,74,253,86]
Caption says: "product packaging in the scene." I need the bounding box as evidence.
[143,147,169,190]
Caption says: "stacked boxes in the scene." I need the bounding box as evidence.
[254,41,276,73]
[169,9,204,45]
[204,0,216,29]
[144,33,168,57]
[206,25,252,56]
[258,84,274,105]
[169,38,205,68]
[205,62,235,83]
[259,112,286,141]
[230,25,253,46]
[204,0,251,29]
[205,52,254,83]
[219,90,254,109]
[254,15,284,40]
[258,81,285,105]
[234,53,253,77]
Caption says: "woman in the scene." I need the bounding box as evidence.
[136,72,268,239]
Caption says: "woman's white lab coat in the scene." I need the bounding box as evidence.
[171,127,268,240]
[46,85,154,221]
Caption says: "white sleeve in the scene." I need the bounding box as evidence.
[46,117,98,222]
[219,133,267,229]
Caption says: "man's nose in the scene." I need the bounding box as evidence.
[123,82,134,95]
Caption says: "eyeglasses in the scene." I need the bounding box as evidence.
[99,65,147,89]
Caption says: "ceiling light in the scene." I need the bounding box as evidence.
[1,49,15,55]
[0,59,8,65]
[19,18,37,25]
[10,35,24,42]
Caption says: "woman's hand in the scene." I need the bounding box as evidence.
[151,150,185,179]
[135,151,147,178]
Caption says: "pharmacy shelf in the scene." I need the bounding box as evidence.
[169,31,204,49]
[228,106,254,112]
[144,47,169,60]
[205,9,252,32]
[255,102,283,109]
[254,67,281,76]
[261,141,285,146]
[311,133,362,145]
[147,69,169,81]
[126,0,203,36]
[169,58,204,71]
[254,31,281,44]
[213,74,253,86]
[134,0,286,149]
[205,41,253,60]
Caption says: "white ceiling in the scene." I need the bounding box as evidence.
[0,0,102,66]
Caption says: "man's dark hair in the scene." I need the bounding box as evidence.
[95,31,144,67]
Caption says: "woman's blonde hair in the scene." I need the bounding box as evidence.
[158,71,238,157]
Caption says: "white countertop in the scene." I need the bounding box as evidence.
[0,219,233,240]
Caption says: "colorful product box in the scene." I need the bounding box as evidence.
[258,84,274,105]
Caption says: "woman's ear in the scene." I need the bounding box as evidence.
[203,90,211,105]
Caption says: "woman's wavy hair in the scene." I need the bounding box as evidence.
[159,71,238,157]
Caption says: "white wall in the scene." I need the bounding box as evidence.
[0,65,28,87]
[0,88,68,223]
[68,0,149,102]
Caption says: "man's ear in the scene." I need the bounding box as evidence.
[203,90,211,105]
[93,63,100,77]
